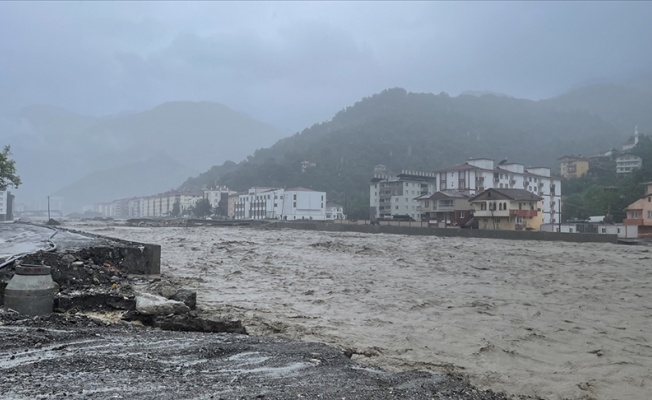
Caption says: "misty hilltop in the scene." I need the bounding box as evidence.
[181,83,650,217]
[1,101,284,211]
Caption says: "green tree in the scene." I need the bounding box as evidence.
[0,145,21,190]
[192,198,213,218]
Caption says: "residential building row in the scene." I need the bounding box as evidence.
[233,187,344,221]
[88,189,216,219]
[89,186,345,221]
[370,158,562,228]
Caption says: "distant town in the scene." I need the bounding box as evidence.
[3,130,650,239]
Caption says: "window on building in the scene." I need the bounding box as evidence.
[293,202,296,207]
[601,228,607,233]
[648,210,652,219]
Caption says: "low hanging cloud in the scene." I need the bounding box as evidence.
[1,2,651,131]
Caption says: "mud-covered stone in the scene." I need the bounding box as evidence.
[153,313,246,334]
[172,289,197,309]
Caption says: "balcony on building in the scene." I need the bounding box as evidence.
[473,209,510,218]
[510,209,538,218]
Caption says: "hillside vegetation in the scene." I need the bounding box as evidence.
[182,86,648,218]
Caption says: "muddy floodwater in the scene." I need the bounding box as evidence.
[74,223,652,400]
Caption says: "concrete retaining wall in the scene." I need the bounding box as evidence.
[56,227,161,275]
[271,222,619,244]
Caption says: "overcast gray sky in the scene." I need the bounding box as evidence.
[1,1,651,131]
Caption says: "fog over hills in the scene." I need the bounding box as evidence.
[181,82,651,218]
[0,101,284,212]
[53,152,198,213]
[3,78,651,214]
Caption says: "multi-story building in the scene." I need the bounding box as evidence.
[432,158,561,225]
[558,155,589,179]
[325,202,346,220]
[415,190,473,227]
[90,189,205,219]
[204,186,236,217]
[616,153,643,174]
[228,193,241,219]
[469,188,544,231]
[623,182,652,238]
[370,160,561,225]
[369,170,437,221]
[234,187,327,220]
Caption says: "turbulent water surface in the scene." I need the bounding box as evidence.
[73,222,652,400]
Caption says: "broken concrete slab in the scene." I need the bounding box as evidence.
[135,292,190,316]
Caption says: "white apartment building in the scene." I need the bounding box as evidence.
[204,187,234,209]
[234,187,327,220]
[434,158,561,224]
[325,202,346,220]
[369,171,437,221]
[90,190,206,219]
[370,159,562,225]
[616,153,643,174]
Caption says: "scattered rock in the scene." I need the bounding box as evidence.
[172,289,197,309]
[153,313,246,334]
[135,293,190,316]
[147,280,179,299]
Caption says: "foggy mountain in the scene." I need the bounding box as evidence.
[541,84,652,133]
[0,101,284,212]
[53,152,198,213]
[181,84,649,218]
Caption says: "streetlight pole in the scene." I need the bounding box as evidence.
[47,196,51,221]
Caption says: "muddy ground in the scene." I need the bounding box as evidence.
[0,310,510,400]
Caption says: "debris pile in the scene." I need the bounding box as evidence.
[2,245,244,334]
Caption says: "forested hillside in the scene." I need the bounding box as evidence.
[562,135,652,222]
[181,87,648,218]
